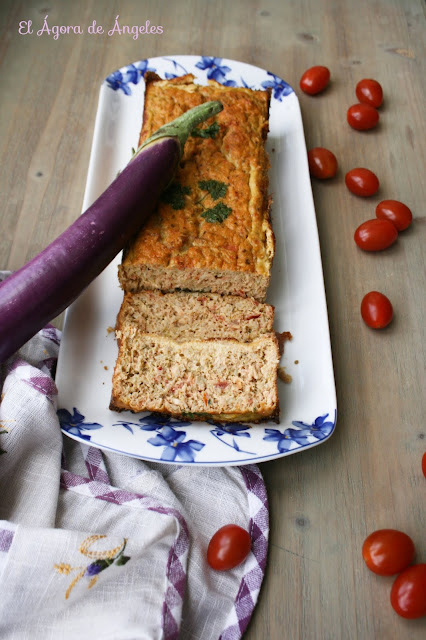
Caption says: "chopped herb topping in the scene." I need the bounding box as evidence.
[201,202,232,224]
[198,180,228,200]
[161,182,191,210]
[197,179,232,223]
[191,122,220,139]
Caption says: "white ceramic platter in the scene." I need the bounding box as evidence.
[56,55,337,466]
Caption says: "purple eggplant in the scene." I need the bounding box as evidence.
[0,100,223,362]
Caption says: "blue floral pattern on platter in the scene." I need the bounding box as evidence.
[58,408,103,442]
[105,59,156,95]
[162,57,189,79]
[264,413,336,453]
[59,408,336,464]
[194,56,237,86]
[261,72,293,100]
[104,55,293,100]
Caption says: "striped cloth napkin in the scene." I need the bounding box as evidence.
[0,272,269,640]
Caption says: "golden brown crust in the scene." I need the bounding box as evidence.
[119,74,274,300]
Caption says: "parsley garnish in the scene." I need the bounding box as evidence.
[160,178,232,223]
[198,180,228,200]
[201,203,232,224]
[161,182,191,210]
[197,179,232,223]
[191,122,220,139]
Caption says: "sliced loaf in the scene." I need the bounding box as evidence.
[116,290,274,342]
[110,330,279,422]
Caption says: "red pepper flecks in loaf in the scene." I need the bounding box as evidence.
[110,332,280,423]
[116,290,274,342]
[110,290,280,422]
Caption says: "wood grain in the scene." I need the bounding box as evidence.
[1,1,425,638]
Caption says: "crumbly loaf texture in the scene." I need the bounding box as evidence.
[118,73,274,302]
[116,290,274,342]
[110,330,280,422]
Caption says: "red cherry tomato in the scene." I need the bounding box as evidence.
[356,79,383,108]
[376,200,413,231]
[207,524,251,571]
[354,219,398,251]
[390,564,426,619]
[422,452,426,478]
[361,292,393,329]
[308,147,338,179]
[345,168,379,196]
[347,103,379,130]
[300,66,330,95]
[362,529,414,574]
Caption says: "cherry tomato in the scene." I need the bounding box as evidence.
[422,452,426,478]
[362,529,414,574]
[300,66,330,95]
[376,200,412,231]
[361,292,393,329]
[347,103,379,130]
[345,168,379,196]
[308,147,338,179]
[354,219,398,251]
[390,564,426,619]
[356,79,383,108]
[207,524,251,571]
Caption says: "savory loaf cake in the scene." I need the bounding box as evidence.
[116,290,274,342]
[110,330,280,422]
[118,73,274,302]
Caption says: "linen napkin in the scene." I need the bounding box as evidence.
[0,272,269,640]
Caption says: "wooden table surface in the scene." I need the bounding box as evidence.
[1,1,425,638]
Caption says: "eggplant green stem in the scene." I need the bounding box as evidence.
[131,101,223,161]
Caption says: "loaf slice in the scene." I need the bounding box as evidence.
[116,290,274,342]
[118,73,274,302]
[110,330,280,422]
